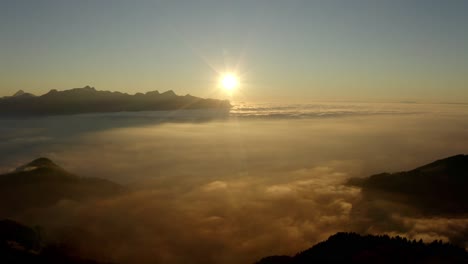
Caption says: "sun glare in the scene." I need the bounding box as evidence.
[220,74,239,91]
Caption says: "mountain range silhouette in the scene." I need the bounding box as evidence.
[0,86,231,116]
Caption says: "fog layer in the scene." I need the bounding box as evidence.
[1,103,468,263]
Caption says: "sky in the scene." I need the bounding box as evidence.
[1,0,467,102]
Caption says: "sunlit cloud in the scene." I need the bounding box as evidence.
[1,104,468,263]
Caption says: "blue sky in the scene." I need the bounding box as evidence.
[1,0,467,102]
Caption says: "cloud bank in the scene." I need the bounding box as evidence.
[1,103,468,263]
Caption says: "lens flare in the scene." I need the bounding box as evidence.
[220,74,239,91]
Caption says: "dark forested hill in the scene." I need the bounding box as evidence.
[0,86,231,116]
[256,232,468,264]
[347,154,468,216]
[0,219,113,264]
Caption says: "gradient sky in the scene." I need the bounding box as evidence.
[1,0,467,102]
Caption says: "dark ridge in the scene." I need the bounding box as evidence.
[0,86,231,116]
[256,256,291,264]
[0,219,113,264]
[0,158,124,217]
[347,154,468,216]
[145,90,160,96]
[0,219,40,251]
[256,232,468,264]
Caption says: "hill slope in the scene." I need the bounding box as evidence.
[0,158,124,217]
[256,232,468,264]
[0,219,112,264]
[347,154,468,216]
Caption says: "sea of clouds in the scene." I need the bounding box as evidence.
[1,102,467,263]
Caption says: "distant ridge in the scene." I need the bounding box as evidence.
[0,86,231,116]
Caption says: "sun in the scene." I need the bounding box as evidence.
[220,74,239,91]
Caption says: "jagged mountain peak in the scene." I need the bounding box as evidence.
[13,90,25,97]
[14,157,62,173]
[44,89,59,96]
[26,157,56,167]
[161,90,176,96]
[145,90,160,96]
[11,90,35,98]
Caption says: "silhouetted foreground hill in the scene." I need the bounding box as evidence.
[0,158,124,217]
[0,219,112,264]
[347,154,468,216]
[0,86,231,116]
[256,232,468,264]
